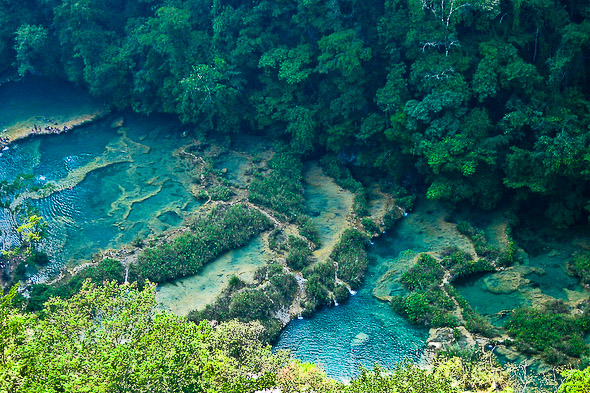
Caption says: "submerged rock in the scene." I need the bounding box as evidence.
[351,332,369,346]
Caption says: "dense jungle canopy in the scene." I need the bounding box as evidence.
[1,0,589,227]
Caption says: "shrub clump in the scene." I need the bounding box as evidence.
[567,251,590,286]
[189,262,297,342]
[392,287,459,328]
[329,228,369,289]
[440,249,494,281]
[135,204,272,283]
[400,254,444,291]
[506,306,590,365]
[303,262,336,309]
[248,152,304,220]
[285,235,312,271]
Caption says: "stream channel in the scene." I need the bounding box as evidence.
[2,77,587,381]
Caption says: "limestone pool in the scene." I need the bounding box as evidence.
[0,78,201,278]
[274,202,439,381]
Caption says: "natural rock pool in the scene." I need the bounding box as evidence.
[0,78,201,279]
[3,77,588,381]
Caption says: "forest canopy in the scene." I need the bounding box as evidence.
[1,0,590,226]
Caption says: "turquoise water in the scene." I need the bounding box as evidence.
[0,76,101,131]
[275,202,431,381]
[157,237,269,315]
[0,80,201,277]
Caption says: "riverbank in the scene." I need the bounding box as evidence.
[1,108,110,146]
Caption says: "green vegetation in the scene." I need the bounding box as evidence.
[361,217,380,235]
[248,152,304,221]
[296,215,321,246]
[189,262,297,341]
[26,258,128,312]
[285,235,313,271]
[440,247,495,280]
[399,253,444,291]
[303,262,337,310]
[567,251,590,286]
[392,287,459,328]
[135,204,272,282]
[394,252,498,331]
[506,305,590,365]
[329,228,369,289]
[2,281,587,392]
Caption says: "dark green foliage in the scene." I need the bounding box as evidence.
[248,152,304,221]
[506,307,590,364]
[567,251,590,285]
[440,249,494,280]
[26,258,126,312]
[400,254,444,291]
[285,235,312,271]
[189,262,296,342]
[25,250,49,266]
[329,228,369,289]
[229,288,273,321]
[303,262,337,308]
[135,204,272,283]
[392,287,459,328]
[361,217,380,235]
[208,185,234,201]
[333,284,350,303]
[296,215,321,247]
[268,272,298,304]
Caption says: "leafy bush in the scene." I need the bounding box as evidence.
[296,215,321,246]
[506,307,590,364]
[303,262,337,308]
[267,229,287,252]
[361,217,379,235]
[248,152,304,220]
[188,262,296,342]
[25,250,49,266]
[392,287,459,328]
[330,228,369,288]
[285,235,312,271]
[208,185,234,201]
[441,250,494,280]
[567,251,590,285]
[135,204,272,282]
[400,253,444,291]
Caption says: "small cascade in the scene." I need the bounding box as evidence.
[295,272,306,319]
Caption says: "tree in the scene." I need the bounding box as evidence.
[0,175,46,254]
[13,24,48,76]
[0,280,288,392]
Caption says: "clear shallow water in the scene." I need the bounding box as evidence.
[275,201,433,381]
[157,237,268,315]
[0,79,201,277]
